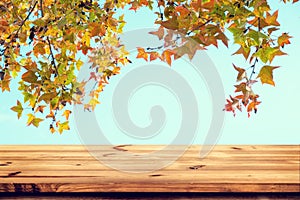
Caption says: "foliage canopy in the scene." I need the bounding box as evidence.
[0,0,298,133]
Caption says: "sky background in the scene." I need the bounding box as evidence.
[0,2,299,144]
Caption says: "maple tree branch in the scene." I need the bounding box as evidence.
[38,0,58,76]
[156,0,164,20]
[249,57,258,80]
[186,19,212,35]
[249,18,262,81]
[0,1,38,56]
[15,1,38,37]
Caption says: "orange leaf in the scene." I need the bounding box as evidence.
[136,47,148,61]
[277,33,292,48]
[162,50,174,66]
[22,71,38,83]
[175,5,190,17]
[62,110,72,120]
[265,10,280,26]
[149,52,161,61]
[35,105,46,114]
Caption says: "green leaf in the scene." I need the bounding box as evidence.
[10,100,23,119]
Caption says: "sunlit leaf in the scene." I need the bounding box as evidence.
[257,65,279,86]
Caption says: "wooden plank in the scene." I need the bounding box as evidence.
[0,145,299,193]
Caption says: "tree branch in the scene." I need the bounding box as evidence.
[39,0,58,76]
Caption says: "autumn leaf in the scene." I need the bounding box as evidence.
[223,95,242,116]
[149,52,161,61]
[257,66,279,86]
[27,114,44,127]
[277,33,292,47]
[233,64,247,82]
[254,47,287,63]
[58,121,70,134]
[232,46,250,60]
[175,5,190,17]
[62,110,72,120]
[136,47,148,61]
[50,124,55,134]
[247,101,261,117]
[39,92,57,103]
[160,17,179,30]
[21,71,38,83]
[33,42,46,57]
[162,50,174,66]
[46,111,55,120]
[35,105,46,114]
[265,10,280,26]
[149,26,164,40]
[11,100,23,119]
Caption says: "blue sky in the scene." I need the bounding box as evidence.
[0,2,299,144]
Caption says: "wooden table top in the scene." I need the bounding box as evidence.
[0,145,299,193]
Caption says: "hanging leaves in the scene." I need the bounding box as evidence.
[0,0,297,133]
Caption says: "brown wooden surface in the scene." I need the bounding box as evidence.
[0,145,299,193]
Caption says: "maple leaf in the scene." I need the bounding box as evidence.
[35,105,46,114]
[136,47,148,61]
[223,95,242,116]
[232,46,250,60]
[50,124,56,134]
[162,50,174,66]
[58,121,70,134]
[46,111,55,120]
[38,92,57,103]
[277,33,292,48]
[21,71,38,83]
[175,5,190,17]
[233,64,247,82]
[265,10,280,26]
[149,26,164,40]
[247,100,261,117]
[11,100,23,119]
[149,52,161,61]
[160,17,179,30]
[27,114,44,127]
[62,110,72,120]
[33,42,46,57]
[257,65,279,86]
[1,80,10,92]
[254,47,287,63]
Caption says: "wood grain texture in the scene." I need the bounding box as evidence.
[0,145,299,193]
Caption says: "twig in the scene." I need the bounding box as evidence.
[187,19,212,35]
[156,0,163,20]
[39,0,58,76]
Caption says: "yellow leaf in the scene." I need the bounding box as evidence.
[62,110,72,120]
[58,121,70,134]
[27,114,44,127]
[257,66,279,86]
